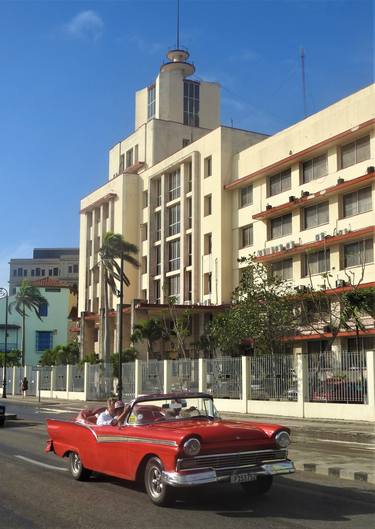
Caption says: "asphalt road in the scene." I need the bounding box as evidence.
[1,401,374,529]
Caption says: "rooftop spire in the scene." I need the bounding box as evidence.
[160,0,195,77]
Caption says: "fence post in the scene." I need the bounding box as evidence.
[66,364,72,400]
[134,359,142,397]
[163,360,172,393]
[83,362,89,401]
[198,358,207,392]
[366,350,374,415]
[12,366,16,395]
[297,353,308,418]
[241,356,249,413]
[51,366,56,398]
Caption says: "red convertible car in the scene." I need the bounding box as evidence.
[46,392,294,506]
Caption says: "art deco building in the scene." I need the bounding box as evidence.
[78,45,375,359]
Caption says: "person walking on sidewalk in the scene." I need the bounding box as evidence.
[21,377,28,398]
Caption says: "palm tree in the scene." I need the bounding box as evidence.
[94,232,139,366]
[9,280,48,366]
[131,319,164,361]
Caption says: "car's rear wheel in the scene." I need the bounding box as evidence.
[241,475,273,495]
[144,457,175,506]
[69,452,92,481]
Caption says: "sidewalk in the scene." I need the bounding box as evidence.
[5,395,375,485]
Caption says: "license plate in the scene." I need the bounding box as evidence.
[231,472,257,484]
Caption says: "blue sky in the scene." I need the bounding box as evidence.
[0,0,373,289]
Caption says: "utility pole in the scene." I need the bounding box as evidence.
[0,288,9,398]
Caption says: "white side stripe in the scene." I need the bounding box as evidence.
[15,455,68,471]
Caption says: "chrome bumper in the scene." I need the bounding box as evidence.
[162,460,295,488]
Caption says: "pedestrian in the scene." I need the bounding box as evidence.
[21,377,28,398]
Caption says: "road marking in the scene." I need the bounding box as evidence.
[36,408,74,414]
[15,455,68,471]
[315,439,375,450]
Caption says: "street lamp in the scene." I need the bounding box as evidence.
[0,288,9,398]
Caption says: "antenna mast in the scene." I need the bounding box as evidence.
[300,48,307,117]
[176,0,180,48]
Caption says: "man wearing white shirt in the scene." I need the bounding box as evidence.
[96,398,117,426]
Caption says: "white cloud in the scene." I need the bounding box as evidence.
[126,34,163,55]
[64,10,104,41]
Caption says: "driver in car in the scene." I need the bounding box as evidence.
[164,399,199,419]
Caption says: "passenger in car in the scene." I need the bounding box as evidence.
[96,398,117,425]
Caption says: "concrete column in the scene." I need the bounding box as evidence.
[241,356,249,413]
[163,360,172,393]
[12,366,16,395]
[297,353,309,418]
[66,364,72,399]
[36,370,40,400]
[198,358,207,392]
[134,359,143,396]
[83,362,89,401]
[366,350,374,411]
[51,366,56,398]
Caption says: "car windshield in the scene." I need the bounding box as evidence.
[127,396,220,425]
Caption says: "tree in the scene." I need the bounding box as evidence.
[0,349,21,367]
[39,341,80,366]
[8,281,48,366]
[208,256,297,356]
[131,318,164,361]
[93,232,139,362]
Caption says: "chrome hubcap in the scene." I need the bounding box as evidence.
[149,466,163,497]
[72,454,80,474]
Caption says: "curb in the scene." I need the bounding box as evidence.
[294,461,375,485]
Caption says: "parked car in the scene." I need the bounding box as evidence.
[312,378,367,403]
[0,404,5,427]
[45,392,295,506]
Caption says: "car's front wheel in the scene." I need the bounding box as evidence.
[144,457,175,506]
[241,475,273,495]
[69,452,92,481]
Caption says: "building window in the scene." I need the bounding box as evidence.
[268,169,291,197]
[270,213,292,239]
[36,268,40,277]
[154,280,161,303]
[186,198,192,229]
[182,138,190,148]
[272,258,293,280]
[38,303,48,317]
[49,269,53,276]
[41,269,45,276]
[134,144,139,162]
[143,190,148,209]
[204,194,212,216]
[303,201,329,230]
[204,233,212,255]
[142,223,148,242]
[119,154,125,174]
[186,161,192,192]
[53,268,59,276]
[168,169,181,201]
[168,204,180,236]
[31,270,35,277]
[155,246,161,276]
[343,186,372,218]
[13,269,17,276]
[12,287,16,294]
[187,234,192,266]
[341,135,370,169]
[73,264,78,273]
[17,268,23,277]
[126,148,133,169]
[204,156,212,178]
[204,273,212,295]
[302,249,330,276]
[23,269,27,276]
[183,80,200,127]
[168,275,180,303]
[239,185,253,208]
[343,239,373,268]
[142,256,147,274]
[154,211,161,241]
[68,265,73,274]
[36,331,53,352]
[148,84,156,120]
[240,225,253,248]
[103,202,109,219]
[169,239,180,271]
[154,178,162,207]
[185,271,192,301]
[302,153,328,183]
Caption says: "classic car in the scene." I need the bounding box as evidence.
[311,378,366,403]
[0,404,5,427]
[45,392,294,506]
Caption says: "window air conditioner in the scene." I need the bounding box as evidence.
[336,279,346,288]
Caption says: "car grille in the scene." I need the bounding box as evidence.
[177,449,288,471]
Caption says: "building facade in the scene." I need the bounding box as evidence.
[9,248,79,295]
[78,46,375,359]
[0,278,78,365]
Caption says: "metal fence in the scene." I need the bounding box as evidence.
[141,360,164,394]
[308,351,367,404]
[55,365,66,391]
[122,362,135,401]
[250,354,298,401]
[171,359,199,392]
[40,367,52,391]
[206,357,242,399]
[86,363,113,400]
[70,365,84,392]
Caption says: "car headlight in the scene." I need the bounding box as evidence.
[275,431,290,448]
[183,437,201,456]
